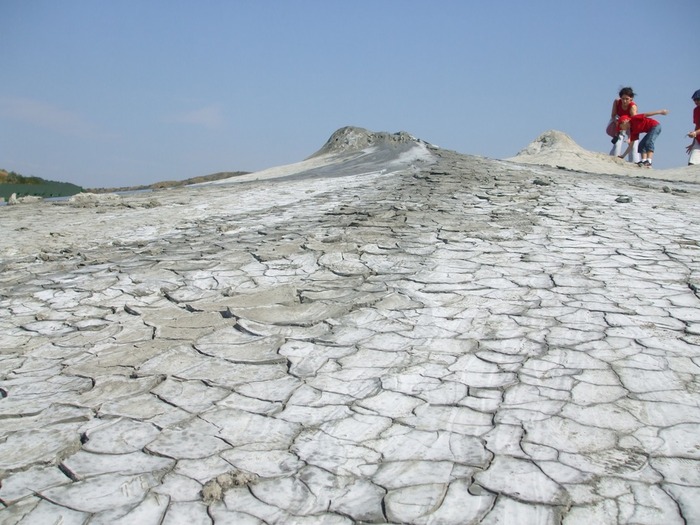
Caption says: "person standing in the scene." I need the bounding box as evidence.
[618,109,669,168]
[686,89,700,165]
[608,87,640,162]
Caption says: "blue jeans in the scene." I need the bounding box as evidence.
[638,125,661,154]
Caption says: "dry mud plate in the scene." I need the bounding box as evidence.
[2,127,700,524]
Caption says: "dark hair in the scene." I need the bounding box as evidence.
[693,89,700,101]
[619,87,636,98]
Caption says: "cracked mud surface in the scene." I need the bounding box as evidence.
[2,147,700,524]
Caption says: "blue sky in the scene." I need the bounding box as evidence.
[1,1,697,187]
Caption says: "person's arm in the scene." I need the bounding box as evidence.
[619,141,633,159]
[643,109,669,118]
[629,103,638,117]
[611,99,619,120]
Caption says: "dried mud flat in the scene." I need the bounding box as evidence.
[2,128,700,524]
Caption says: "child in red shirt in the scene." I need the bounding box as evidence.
[686,89,700,165]
[618,109,669,167]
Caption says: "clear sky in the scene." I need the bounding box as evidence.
[1,0,697,188]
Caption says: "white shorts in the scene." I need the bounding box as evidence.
[690,140,700,165]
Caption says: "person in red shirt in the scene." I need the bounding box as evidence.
[686,89,700,165]
[618,109,669,168]
[608,87,639,162]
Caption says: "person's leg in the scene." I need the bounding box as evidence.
[642,125,661,166]
[630,140,641,163]
[637,135,648,165]
[690,140,700,165]
[610,139,622,157]
[610,132,624,156]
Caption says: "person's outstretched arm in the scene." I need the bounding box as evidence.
[642,109,669,117]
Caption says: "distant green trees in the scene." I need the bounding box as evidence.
[3,171,43,184]
[0,169,84,201]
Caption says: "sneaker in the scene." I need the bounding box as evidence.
[637,161,644,167]
[643,160,652,168]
